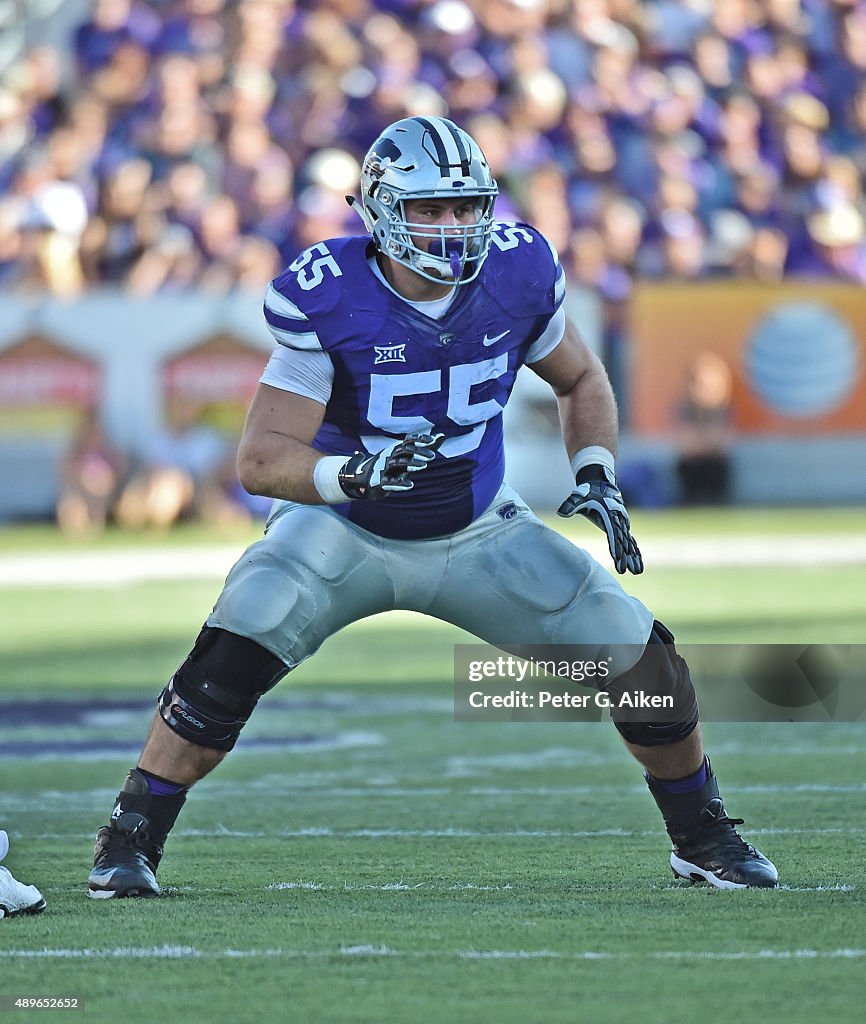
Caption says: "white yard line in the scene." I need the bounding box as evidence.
[271,880,850,894]
[19,826,866,841]
[0,547,240,587]
[0,533,864,588]
[1,946,864,961]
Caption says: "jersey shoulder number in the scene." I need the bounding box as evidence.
[490,222,536,252]
[484,222,563,317]
[273,236,372,318]
[289,241,343,292]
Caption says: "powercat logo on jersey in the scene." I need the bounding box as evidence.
[374,344,407,364]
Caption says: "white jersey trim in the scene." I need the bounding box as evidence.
[525,305,566,364]
[264,283,322,352]
[266,324,323,351]
[540,236,566,306]
[265,283,307,321]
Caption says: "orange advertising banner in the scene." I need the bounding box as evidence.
[629,282,866,436]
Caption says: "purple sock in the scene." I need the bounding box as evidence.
[137,767,187,797]
[654,756,709,795]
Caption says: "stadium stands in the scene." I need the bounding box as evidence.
[1,0,865,302]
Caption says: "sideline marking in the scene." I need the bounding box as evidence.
[1,533,866,588]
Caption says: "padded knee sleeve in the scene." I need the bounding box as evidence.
[158,626,289,751]
[606,620,699,747]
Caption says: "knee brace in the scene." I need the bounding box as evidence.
[606,620,699,747]
[158,626,289,751]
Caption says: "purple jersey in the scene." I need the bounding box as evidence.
[264,223,565,540]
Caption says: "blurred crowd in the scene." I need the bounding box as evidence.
[56,397,270,535]
[3,0,866,304]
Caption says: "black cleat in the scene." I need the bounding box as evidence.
[647,763,779,890]
[88,812,162,899]
[667,797,779,889]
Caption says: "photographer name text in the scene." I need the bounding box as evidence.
[464,689,674,710]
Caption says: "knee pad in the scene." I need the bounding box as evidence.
[606,620,699,747]
[158,626,289,751]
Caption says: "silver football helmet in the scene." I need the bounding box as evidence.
[349,117,498,285]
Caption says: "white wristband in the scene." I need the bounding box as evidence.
[570,445,616,481]
[313,455,350,504]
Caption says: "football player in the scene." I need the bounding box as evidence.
[89,117,777,898]
[0,830,45,917]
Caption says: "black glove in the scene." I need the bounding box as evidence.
[338,432,445,500]
[557,464,643,575]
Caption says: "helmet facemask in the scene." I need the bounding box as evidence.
[376,189,496,283]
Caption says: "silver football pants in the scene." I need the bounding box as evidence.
[207,484,654,678]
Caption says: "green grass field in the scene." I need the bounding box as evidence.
[0,509,864,1023]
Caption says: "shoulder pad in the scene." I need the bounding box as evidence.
[272,236,380,318]
[481,222,564,317]
[269,235,390,348]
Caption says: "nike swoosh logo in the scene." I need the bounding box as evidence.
[482,330,511,347]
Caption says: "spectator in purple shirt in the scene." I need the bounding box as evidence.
[75,0,161,76]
